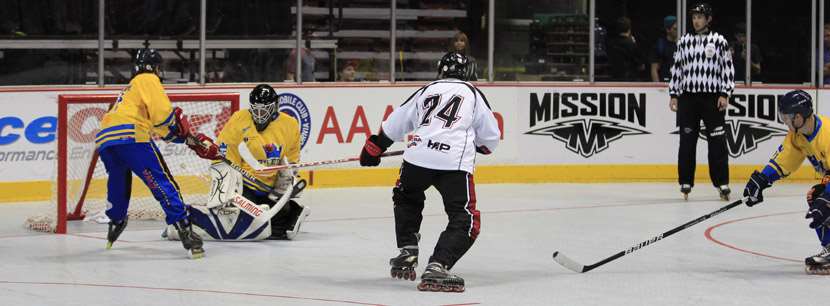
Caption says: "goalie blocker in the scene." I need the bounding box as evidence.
[165,162,310,241]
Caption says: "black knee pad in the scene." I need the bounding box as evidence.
[393,186,425,205]
[706,125,725,139]
[679,126,698,136]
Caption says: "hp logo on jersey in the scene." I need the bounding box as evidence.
[278,93,312,149]
[427,139,451,152]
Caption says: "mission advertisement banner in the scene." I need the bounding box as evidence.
[517,86,815,164]
[0,85,822,182]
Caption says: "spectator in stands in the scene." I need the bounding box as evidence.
[824,23,830,85]
[649,16,678,82]
[287,39,316,82]
[287,27,318,82]
[339,60,360,82]
[607,17,645,81]
[449,32,479,81]
[730,23,762,83]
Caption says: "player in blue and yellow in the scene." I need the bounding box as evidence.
[198,84,309,240]
[95,48,219,258]
[743,90,830,274]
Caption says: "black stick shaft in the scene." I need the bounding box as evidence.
[581,198,744,272]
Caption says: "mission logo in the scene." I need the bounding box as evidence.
[525,92,649,158]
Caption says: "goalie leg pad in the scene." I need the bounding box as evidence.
[167,204,272,241]
[269,201,310,240]
[285,202,310,240]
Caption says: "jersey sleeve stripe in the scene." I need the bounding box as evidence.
[768,159,785,176]
[154,109,176,127]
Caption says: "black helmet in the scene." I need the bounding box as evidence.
[133,48,162,76]
[249,84,280,131]
[437,51,469,80]
[778,90,813,118]
[689,2,713,17]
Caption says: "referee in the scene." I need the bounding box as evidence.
[668,2,735,201]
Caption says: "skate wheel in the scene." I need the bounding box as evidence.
[806,266,830,275]
[417,282,441,292]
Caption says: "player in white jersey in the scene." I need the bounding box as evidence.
[359,51,500,292]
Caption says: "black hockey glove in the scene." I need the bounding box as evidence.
[360,131,393,167]
[743,170,771,207]
[475,145,492,155]
[807,184,826,207]
[807,191,830,229]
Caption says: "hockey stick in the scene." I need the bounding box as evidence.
[552,198,745,273]
[254,150,405,174]
[186,135,273,191]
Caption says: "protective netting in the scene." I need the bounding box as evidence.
[25,93,238,233]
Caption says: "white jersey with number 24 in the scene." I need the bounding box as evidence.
[381,79,500,173]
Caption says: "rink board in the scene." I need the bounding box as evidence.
[0,83,826,202]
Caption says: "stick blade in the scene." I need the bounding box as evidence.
[552,251,586,273]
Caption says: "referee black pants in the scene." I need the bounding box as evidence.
[677,93,729,187]
[393,161,480,270]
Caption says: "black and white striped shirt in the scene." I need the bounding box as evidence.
[668,31,735,98]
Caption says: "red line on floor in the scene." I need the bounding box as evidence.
[703,211,802,263]
[0,280,387,305]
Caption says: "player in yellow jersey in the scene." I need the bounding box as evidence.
[95,48,219,258]
[183,84,310,241]
[742,90,830,274]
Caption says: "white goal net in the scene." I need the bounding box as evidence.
[25,93,239,233]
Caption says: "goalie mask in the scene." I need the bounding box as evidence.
[249,84,280,131]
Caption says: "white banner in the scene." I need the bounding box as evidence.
[0,85,823,182]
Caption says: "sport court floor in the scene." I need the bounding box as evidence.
[0,183,824,305]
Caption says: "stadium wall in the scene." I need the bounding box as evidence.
[0,83,825,203]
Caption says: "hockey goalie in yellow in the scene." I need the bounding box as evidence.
[178,84,310,241]
[742,90,830,275]
[217,100,301,193]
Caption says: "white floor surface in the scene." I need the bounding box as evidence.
[0,182,825,306]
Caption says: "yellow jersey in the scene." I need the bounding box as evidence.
[217,110,301,193]
[95,73,178,149]
[762,114,830,182]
